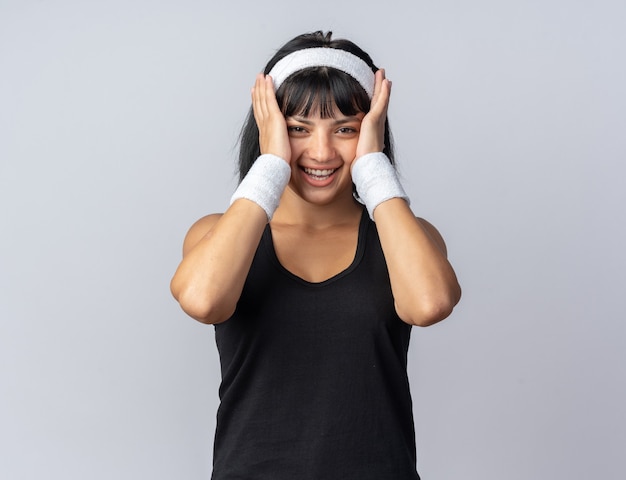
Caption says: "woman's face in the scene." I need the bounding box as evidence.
[285,104,364,206]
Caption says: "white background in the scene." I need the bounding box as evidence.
[1,1,624,478]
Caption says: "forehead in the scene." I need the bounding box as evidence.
[289,102,364,119]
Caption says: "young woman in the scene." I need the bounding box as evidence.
[171,31,461,480]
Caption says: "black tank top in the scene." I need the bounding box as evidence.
[212,208,420,479]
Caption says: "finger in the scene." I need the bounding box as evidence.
[252,73,266,123]
[254,74,278,122]
[263,75,281,116]
[259,76,271,119]
[259,74,273,116]
[370,69,391,117]
[371,69,385,102]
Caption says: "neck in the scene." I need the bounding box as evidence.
[272,188,363,228]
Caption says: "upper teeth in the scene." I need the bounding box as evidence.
[304,167,335,176]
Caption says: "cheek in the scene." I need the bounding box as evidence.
[341,139,359,159]
[288,138,305,157]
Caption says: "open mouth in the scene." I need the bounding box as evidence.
[303,167,337,181]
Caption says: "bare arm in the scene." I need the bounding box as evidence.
[355,69,461,326]
[171,73,291,324]
[374,200,461,326]
[170,200,268,324]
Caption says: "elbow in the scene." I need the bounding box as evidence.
[170,279,234,325]
[185,303,233,325]
[178,292,235,325]
[397,288,461,327]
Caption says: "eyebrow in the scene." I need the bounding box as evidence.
[287,115,362,125]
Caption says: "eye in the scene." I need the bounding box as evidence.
[287,125,308,135]
[336,126,358,135]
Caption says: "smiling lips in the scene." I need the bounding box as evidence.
[303,167,337,181]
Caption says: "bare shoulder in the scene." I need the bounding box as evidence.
[182,213,223,256]
[417,217,448,257]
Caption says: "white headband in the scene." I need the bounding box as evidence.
[267,47,375,98]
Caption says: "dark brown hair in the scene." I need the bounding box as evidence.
[237,31,394,182]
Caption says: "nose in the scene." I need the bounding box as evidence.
[308,131,335,163]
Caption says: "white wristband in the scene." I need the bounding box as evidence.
[351,152,410,219]
[230,154,291,220]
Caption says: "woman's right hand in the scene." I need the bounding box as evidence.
[252,73,291,163]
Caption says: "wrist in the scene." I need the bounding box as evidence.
[230,154,291,220]
[351,152,410,220]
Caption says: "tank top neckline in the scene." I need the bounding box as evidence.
[262,207,370,287]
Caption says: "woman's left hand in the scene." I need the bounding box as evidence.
[355,69,391,160]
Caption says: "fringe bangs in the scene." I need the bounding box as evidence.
[276,68,371,118]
